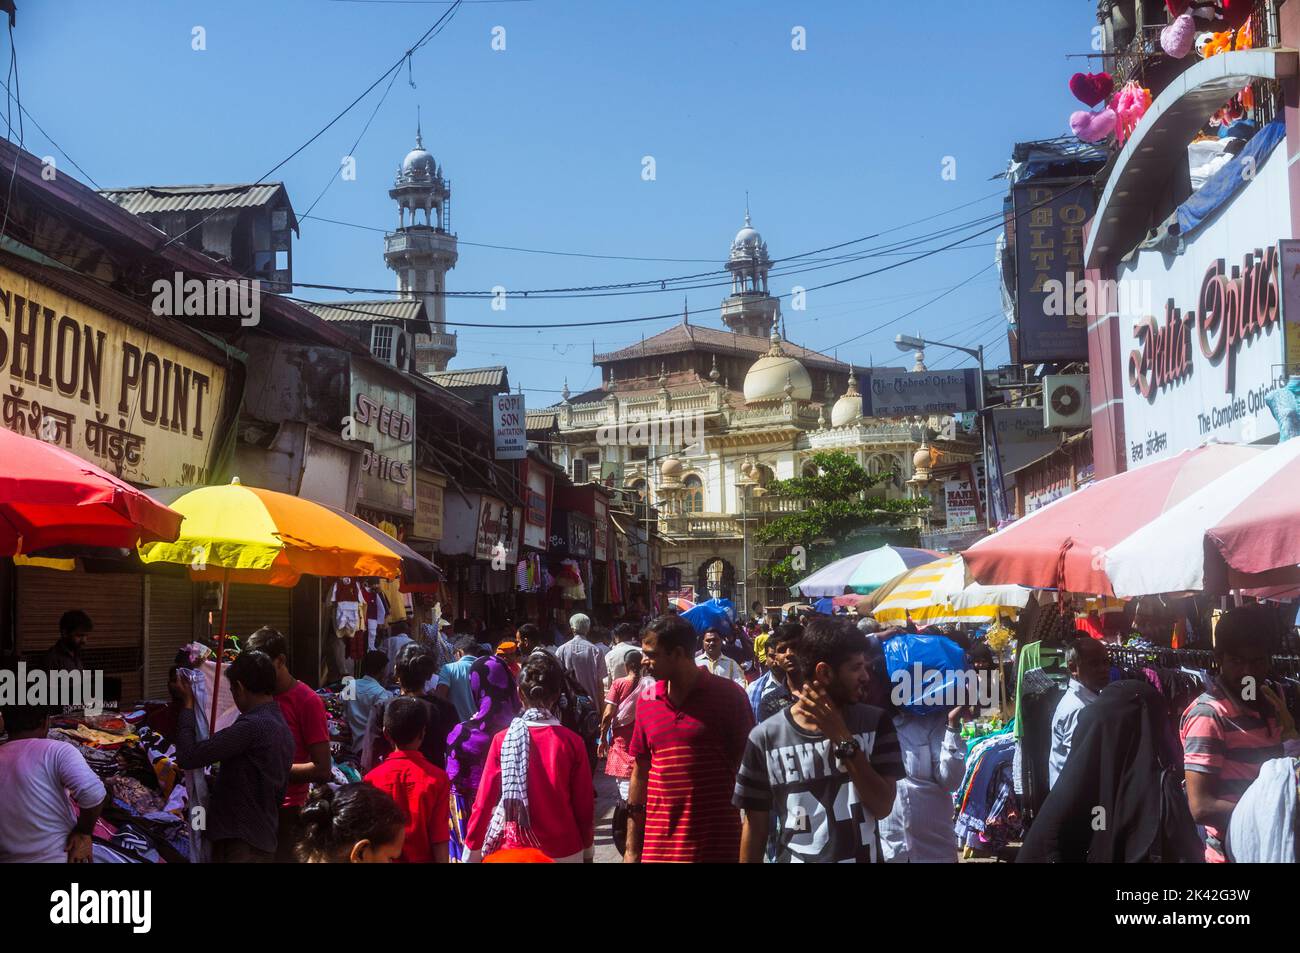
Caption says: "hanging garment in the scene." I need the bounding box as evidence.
[1018,681,1202,864]
[1226,757,1298,863]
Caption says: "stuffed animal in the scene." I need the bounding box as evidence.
[1069,72,1114,107]
[1160,12,1197,58]
[1198,30,1233,57]
[1168,0,1251,29]
[1112,82,1152,145]
[1070,108,1118,143]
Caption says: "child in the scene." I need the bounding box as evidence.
[363,695,452,863]
[296,783,406,863]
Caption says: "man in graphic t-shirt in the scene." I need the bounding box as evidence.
[735,617,903,863]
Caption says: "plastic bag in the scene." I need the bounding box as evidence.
[882,634,966,715]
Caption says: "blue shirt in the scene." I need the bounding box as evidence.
[346,676,393,755]
[438,656,480,721]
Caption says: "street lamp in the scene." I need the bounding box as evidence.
[894,333,1001,530]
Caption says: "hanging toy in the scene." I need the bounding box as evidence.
[1161,13,1197,58]
[1199,30,1235,57]
[1112,81,1153,145]
[1170,0,1251,29]
[1070,108,1118,143]
[1069,71,1114,107]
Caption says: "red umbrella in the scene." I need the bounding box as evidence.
[0,427,183,556]
[962,444,1262,594]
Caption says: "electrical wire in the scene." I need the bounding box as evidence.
[157,0,464,251]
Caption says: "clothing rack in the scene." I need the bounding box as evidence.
[1105,645,1300,677]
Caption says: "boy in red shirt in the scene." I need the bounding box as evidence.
[365,695,451,863]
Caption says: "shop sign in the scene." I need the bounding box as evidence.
[864,369,979,417]
[1025,483,1070,514]
[413,468,444,541]
[944,479,979,528]
[568,513,592,559]
[522,463,550,551]
[350,358,415,513]
[474,496,518,563]
[493,393,526,460]
[993,407,1059,479]
[1118,152,1290,467]
[0,264,228,485]
[593,495,608,562]
[1013,178,1093,362]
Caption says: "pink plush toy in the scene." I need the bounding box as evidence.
[1070,108,1118,143]
[1112,82,1152,145]
[1160,12,1197,57]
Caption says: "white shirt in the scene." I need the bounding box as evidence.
[1048,678,1099,789]
[879,713,967,863]
[695,653,746,687]
[0,738,106,863]
[605,642,641,688]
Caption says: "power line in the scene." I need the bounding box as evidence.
[157,0,465,251]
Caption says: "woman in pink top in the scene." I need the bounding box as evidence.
[598,650,644,801]
[464,652,595,863]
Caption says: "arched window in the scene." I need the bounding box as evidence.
[683,474,704,513]
[752,464,775,488]
[627,478,647,501]
[801,461,819,479]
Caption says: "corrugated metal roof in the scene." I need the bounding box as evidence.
[429,366,509,389]
[526,410,559,430]
[99,183,297,229]
[298,299,426,324]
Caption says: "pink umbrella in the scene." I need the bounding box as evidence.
[1103,438,1300,596]
[963,444,1263,595]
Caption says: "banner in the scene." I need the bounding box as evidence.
[944,479,979,528]
[1012,178,1093,362]
[493,393,526,460]
[864,369,979,417]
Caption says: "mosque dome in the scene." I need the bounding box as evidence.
[743,328,813,403]
[830,370,863,427]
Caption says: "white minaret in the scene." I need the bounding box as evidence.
[385,117,458,373]
[721,199,779,337]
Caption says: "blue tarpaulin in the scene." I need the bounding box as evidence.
[681,598,736,636]
[814,597,835,615]
[1177,119,1285,241]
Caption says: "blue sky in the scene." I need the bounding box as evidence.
[16,0,1095,402]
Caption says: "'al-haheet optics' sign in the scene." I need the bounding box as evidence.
[1119,150,1290,468]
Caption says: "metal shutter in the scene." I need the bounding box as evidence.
[144,575,195,700]
[221,584,292,647]
[16,567,144,705]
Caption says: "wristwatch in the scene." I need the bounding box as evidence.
[832,738,862,762]
[625,803,647,818]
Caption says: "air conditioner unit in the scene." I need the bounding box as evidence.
[1043,374,1091,430]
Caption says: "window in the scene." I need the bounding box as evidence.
[630,446,648,462]
[683,474,704,513]
[628,478,647,501]
[802,462,819,479]
[371,324,395,363]
[572,458,588,483]
[752,464,775,488]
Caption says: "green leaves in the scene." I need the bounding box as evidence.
[756,451,929,586]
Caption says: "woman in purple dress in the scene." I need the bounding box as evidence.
[445,654,519,861]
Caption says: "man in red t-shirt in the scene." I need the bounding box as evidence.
[246,627,333,863]
[625,615,754,863]
[364,695,451,863]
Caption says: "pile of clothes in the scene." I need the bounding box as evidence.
[47,710,191,862]
[953,729,1022,858]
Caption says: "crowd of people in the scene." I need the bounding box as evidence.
[3,601,1300,864]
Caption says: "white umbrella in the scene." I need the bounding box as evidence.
[1104,437,1300,596]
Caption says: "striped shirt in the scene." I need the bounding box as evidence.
[629,671,755,863]
[1179,678,1282,862]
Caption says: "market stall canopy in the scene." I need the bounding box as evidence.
[793,545,940,598]
[138,479,402,587]
[321,503,443,592]
[0,427,182,556]
[1104,438,1300,596]
[963,444,1262,595]
[866,554,1038,626]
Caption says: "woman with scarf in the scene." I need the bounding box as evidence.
[1017,680,1203,863]
[445,654,519,861]
[463,651,595,862]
